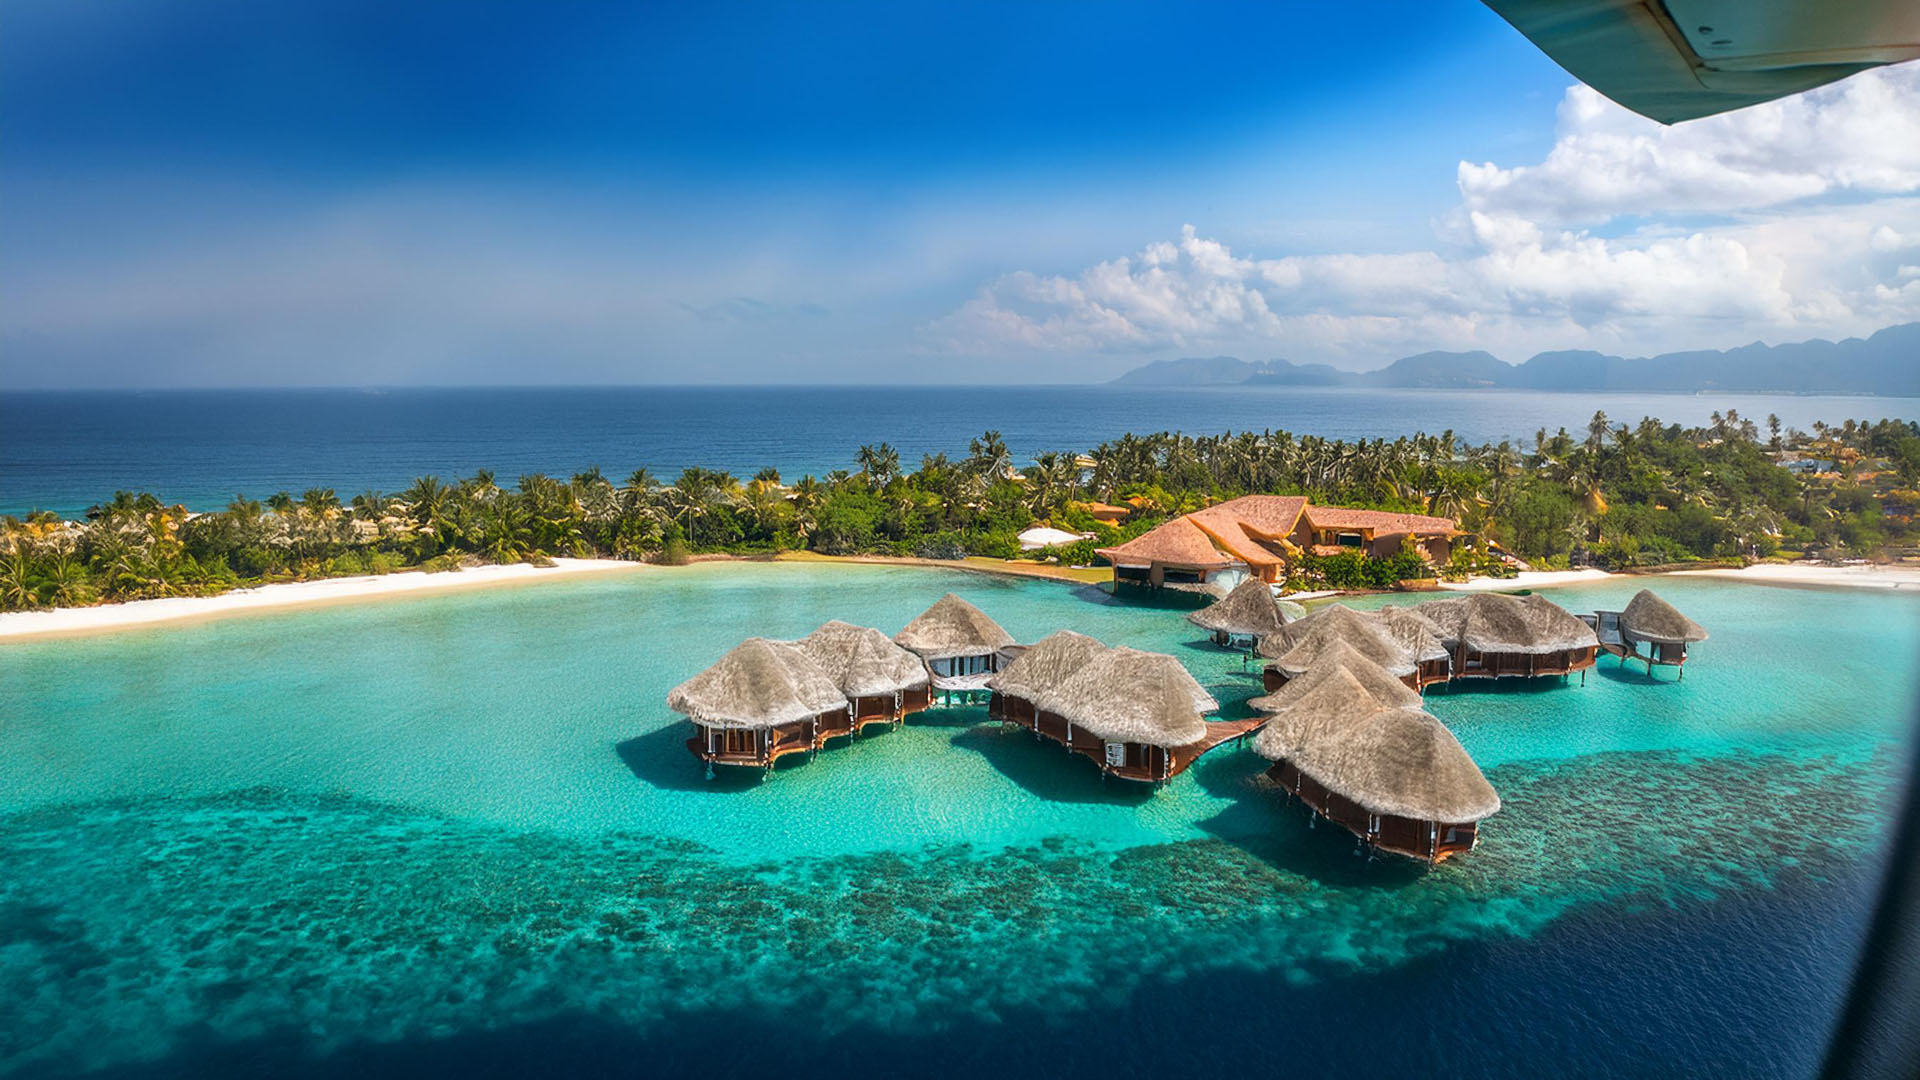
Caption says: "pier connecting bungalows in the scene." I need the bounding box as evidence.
[1187,576,1294,648]
[1255,604,1435,691]
[668,637,852,773]
[1412,592,1599,682]
[1590,589,1709,678]
[893,593,1019,700]
[1031,647,1261,784]
[793,620,934,729]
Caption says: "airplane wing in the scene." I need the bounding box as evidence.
[1482,0,1920,124]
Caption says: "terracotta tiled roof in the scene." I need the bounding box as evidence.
[1303,506,1458,534]
[1079,501,1130,517]
[1199,495,1309,537]
[1096,517,1236,569]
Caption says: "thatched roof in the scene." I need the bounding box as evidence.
[1249,642,1423,761]
[1620,589,1708,645]
[1256,604,1416,678]
[666,637,849,729]
[1187,577,1292,637]
[892,593,1018,660]
[1095,517,1236,569]
[987,629,1108,701]
[1412,592,1598,654]
[1034,647,1216,747]
[793,620,931,698]
[1376,606,1451,664]
[1287,706,1501,823]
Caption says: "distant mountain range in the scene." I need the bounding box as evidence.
[1108,323,1920,395]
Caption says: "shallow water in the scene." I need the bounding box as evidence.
[1,566,1915,1078]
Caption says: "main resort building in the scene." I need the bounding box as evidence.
[1095,495,1459,589]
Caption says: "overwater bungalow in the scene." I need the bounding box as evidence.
[1187,576,1293,648]
[1260,704,1499,863]
[1587,589,1709,678]
[987,629,1108,727]
[1378,605,1455,686]
[793,620,934,730]
[668,637,852,773]
[1255,604,1427,691]
[1029,647,1262,784]
[1248,641,1424,752]
[1412,592,1599,682]
[1097,494,1459,590]
[893,593,1019,700]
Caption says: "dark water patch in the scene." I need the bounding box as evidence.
[0,748,1896,1078]
[23,862,1877,1080]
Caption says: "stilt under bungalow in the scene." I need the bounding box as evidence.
[1587,589,1709,678]
[1186,576,1294,650]
[1028,646,1262,785]
[1255,702,1500,864]
[893,593,1019,704]
[1255,604,1430,692]
[793,620,934,731]
[667,637,854,774]
[1412,592,1600,683]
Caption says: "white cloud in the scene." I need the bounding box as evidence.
[1459,66,1920,226]
[933,66,1920,365]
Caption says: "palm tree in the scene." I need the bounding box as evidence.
[966,430,1012,480]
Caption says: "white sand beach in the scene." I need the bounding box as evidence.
[1672,562,1920,592]
[0,558,652,642]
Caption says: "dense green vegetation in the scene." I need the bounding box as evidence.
[3,412,1916,612]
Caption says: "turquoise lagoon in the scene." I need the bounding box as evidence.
[1,564,1915,1078]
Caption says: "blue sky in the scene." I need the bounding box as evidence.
[5,1,1918,387]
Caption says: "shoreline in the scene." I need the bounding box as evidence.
[0,558,652,643]
[7,553,1917,645]
[1669,562,1920,592]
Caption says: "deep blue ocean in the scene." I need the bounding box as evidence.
[5,385,1918,517]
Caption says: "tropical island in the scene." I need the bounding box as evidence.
[2,409,1917,614]
[1112,322,1920,394]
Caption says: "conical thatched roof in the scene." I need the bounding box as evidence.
[1249,642,1423,761]
[1413,592,1597,654]
[793,620,930,698]
[1256,604,1415,678]
[666,637,849,729]
[1620,589,1708,645]
[987,629,1108,701]
[1376,606,1451,665]
[893,593,1017,660]
[1187,577,1292,637]
[1287,706,1501,823]
[1034,647,1215,747]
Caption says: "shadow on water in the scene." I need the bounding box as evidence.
[1186,749,1429,888]
[613,728,766,794]
[46,866,1872,1080]
[904,703,991,730]
[1594,660,1675,688]
[1422,676,1584,698]
[947,726,1154,807]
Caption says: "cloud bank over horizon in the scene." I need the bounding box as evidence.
[933,66,1920,368]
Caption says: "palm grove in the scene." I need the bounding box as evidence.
[4,412,1917,611]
